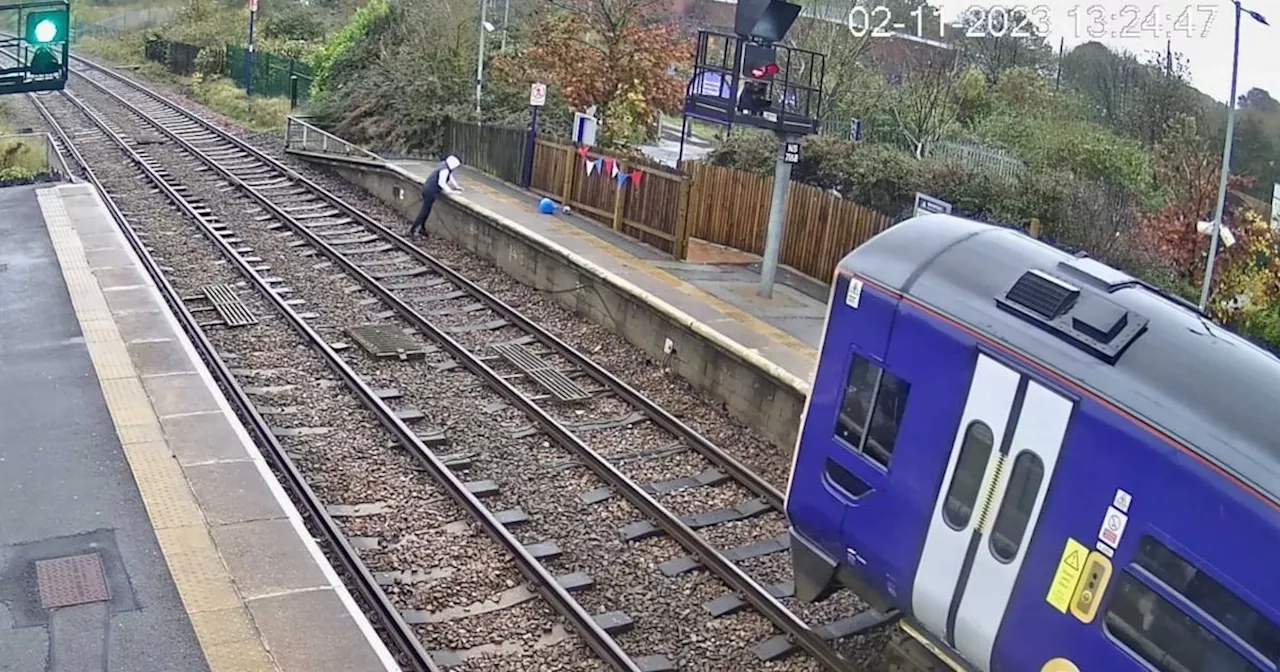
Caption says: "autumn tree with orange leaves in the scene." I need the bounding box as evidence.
[1136,116,1256,295]
[491,0,690,145]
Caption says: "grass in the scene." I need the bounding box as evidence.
[73,35,295,132]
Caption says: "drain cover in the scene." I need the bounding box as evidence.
[35,553,109,609]
[347,324,428,359]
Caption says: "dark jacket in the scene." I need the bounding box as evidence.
[421,161,448,197]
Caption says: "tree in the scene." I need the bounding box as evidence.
[1238,87,1280,114]
[1210,209,1280,323]
[887,48,962,157]
[951,5,1054,83]
[491,0,689,144]
[1136,114,1253,290]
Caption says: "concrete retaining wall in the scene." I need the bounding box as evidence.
[291,152,809,452]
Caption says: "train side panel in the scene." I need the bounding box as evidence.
[788,276,979,616]
[992,399,1280,672]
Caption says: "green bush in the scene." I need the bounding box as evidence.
[309,0,390,96]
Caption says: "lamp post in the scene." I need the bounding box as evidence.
[1200,0,1268,312]
[475,0,488,116]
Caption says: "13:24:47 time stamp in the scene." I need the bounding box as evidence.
[1069,5,1220,39]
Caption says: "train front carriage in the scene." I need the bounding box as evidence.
[785,215,1280,672]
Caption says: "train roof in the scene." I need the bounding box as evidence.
[841,214,1280,506]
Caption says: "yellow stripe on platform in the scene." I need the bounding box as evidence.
[36,187,277,672]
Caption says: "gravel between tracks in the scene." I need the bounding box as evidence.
[52,60,898,669]
[33,89,607,671]
[69,72,846,672]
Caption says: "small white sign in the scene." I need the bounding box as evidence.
[845,278,863,309]
[247,0,258,11]
[1113,489,1132,513]
[529,82,547,107]
[1095,540,1115,558]
[1098,506,1128,549]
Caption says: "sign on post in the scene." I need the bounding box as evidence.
[248,0,257,11]
[529,82,547,107]
[913,192,952,217]
[783,141,800,164]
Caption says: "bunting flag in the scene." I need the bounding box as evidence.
[602,157,614,177]
[576,145,590,160]
[615,170,629,186]
[610,160,620,178]
[585,157,598,175]
[631,171,643,187]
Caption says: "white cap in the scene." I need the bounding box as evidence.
[445,155,461,170]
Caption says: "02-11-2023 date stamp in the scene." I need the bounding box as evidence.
[847,4,1221,41]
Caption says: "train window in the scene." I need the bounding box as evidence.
[834,354,912,469]
[941,421,993,530]
[1104,573,1261,672]
[989,451,1044,562]
[1134,537,1280,665]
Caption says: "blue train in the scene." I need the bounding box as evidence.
[785,214,1280,672]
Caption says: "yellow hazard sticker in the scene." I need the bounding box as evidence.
[1046,538,1088,613]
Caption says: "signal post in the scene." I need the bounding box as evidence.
[682,0,824,298]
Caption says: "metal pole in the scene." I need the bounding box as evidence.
[759,135,794,299]
[246,2,256,97]
[1200,0,1243,312]
[522,104,538,188]
[501,0,510,51]
[289,74,298,110]
[475,0,487,116]
[676,114,689,169]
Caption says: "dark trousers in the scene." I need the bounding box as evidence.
[409,191,438,236]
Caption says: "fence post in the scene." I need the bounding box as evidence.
[611,179,627,231]
[1029,217,1041,239]
[560,145,575,204]
[673,175,692,260]
[289,75,299,110]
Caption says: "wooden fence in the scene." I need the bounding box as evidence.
[446,122,897,280]
[443,121,527,186]
[529,138,692,259]
[685,162,894,281]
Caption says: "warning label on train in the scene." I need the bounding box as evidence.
[1047,538,1088,614]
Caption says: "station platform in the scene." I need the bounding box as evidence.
[392,160,825,385]
[0,182,398,672]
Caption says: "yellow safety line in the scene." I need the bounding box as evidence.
[37,187,277,672]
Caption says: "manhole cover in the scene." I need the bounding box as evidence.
[347,324,428,359]
[35,553,109,609]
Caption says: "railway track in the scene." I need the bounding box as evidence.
[16,50,897,670]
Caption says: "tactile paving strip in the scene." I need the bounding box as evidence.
[35,553,110,608]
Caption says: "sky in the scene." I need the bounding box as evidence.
[932,0,1275,104]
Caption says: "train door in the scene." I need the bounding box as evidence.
[911,352,1074,671]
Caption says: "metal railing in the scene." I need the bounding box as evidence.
[284,115,384,163]
[0,131,72,178]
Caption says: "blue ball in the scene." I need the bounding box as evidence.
[538,197,557,214]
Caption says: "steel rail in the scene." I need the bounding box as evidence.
[65,55,849,671]
[35,87,445,670]
[56,66,644,672]
[26,88,436,672]
[73,53,786,514]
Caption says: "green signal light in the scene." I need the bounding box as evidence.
[33,18,57,43]
[25,10,66,45]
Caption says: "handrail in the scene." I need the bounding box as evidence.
[283,115,384,163]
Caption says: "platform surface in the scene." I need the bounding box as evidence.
[0,182,398,672]
[392,160,824,384]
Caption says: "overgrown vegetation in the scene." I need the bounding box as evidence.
[70,0,333,128]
